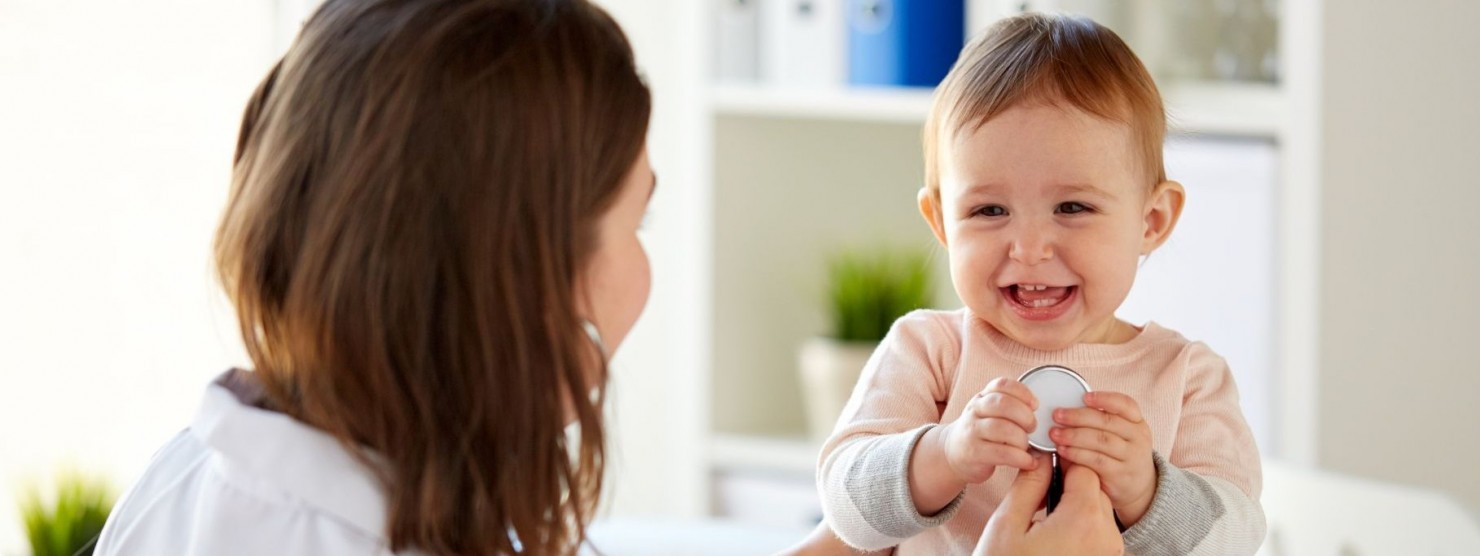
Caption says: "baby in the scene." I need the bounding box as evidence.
[817,13,1265,555]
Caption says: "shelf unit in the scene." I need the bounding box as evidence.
[712,85,934,123]
[713,80,1285,139]
[701,79,1289,478]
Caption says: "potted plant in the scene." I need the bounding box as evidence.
[18,471,115,556]
[800,247,934,441]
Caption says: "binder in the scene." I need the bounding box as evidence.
[716,0,761,83]
[763,0,847,88]
[847,0,966,88]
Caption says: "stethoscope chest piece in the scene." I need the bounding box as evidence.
[1017,365,1092,513]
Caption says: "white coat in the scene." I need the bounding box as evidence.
[95,371,406,555]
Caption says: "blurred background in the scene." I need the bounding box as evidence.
[1,0,1477,553]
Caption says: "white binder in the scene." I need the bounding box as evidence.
[762,0,845,88]
[716,0,761,83]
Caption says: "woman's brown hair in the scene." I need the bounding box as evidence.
[216,0,650,553]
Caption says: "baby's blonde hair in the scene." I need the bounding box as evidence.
[924,13,1166,194]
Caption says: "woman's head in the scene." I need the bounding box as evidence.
[216,0,651,553]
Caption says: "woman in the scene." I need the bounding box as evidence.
[94,1,1122,554]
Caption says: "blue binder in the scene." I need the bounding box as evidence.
[847,0,965,88]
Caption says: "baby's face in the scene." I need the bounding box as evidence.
[927,102,1166,350]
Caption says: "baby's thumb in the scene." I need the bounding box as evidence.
[985,452,1051,534]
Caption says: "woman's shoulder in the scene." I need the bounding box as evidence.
[94,428,217,554]
[95,375,400,556]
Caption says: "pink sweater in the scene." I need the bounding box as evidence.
[818,309,1265,555]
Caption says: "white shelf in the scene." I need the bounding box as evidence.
[712,80,1285,138]
[709,433,822,476]
[1163,81,1285,139]
[712,85,934,124]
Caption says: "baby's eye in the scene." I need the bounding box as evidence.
[1055,202,1091,215]
[973,205,1008,218]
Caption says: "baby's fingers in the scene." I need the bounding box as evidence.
[974,418,1031,451]
[1053,407,1138,442]
[1084,391,1145,424]
[965,440,1037,473]
[969,387,1037,433]
[981,377,1038,410]
[1056,444,1124,478]
[1051,426,1130,460]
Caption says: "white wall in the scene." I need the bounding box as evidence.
[588,0,711,519]
[0,1,276,551]
[1315,0,1480,512]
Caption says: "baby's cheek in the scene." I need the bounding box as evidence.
[1086,257,1138,310]
[950,252,998,304]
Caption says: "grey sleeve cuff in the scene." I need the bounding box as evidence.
[1121,452,1226,555]
[842,424,965,540]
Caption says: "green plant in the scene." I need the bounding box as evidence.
[826,247,935,342]
[18,472,114,556]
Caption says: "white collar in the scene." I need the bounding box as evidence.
[190,370,390,541]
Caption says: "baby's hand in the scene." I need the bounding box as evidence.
[942,377,1039,484]
[1051,391,1157,527]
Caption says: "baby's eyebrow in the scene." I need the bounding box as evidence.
[1053,183,1115,199]
[957,182,1007,196]
[955,182,1117,200]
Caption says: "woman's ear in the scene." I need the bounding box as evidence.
[1141,180,1186,254]
[918,186,949,247]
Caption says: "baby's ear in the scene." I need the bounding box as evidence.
[918,186,948,247]
[1141,180,1186,254]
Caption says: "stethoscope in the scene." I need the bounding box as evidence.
[1017,364,1092,514]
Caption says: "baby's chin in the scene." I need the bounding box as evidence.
[976,313,1082,351]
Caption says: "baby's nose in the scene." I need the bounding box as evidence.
[1008,229,1055,264]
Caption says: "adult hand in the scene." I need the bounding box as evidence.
[975,452,1123,556]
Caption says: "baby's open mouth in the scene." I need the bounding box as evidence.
[1004,284,1076,309]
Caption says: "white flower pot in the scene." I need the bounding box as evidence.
[799,337,878,442]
